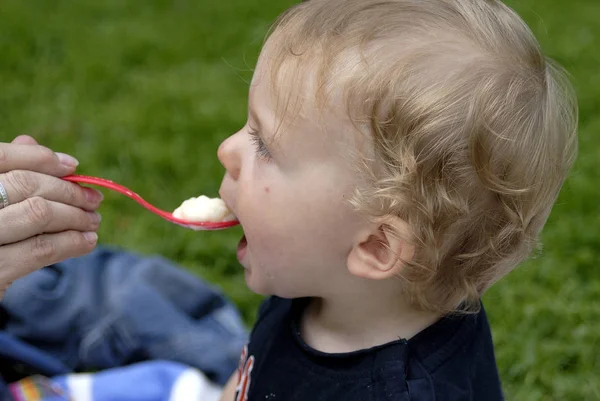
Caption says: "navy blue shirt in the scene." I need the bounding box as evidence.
[234,297,504,400]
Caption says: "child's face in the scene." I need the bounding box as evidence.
[218,45,366,298]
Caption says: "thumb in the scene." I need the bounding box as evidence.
[12,135,39,145]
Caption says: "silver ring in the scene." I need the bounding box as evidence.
[0,181,9,210]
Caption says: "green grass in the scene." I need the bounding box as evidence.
[0,1,598,399]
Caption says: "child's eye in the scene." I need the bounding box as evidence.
[249,129,272,161]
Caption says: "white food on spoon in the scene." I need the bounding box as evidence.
[173,195,236,222]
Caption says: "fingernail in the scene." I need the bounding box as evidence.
[83,232,98,242]
[55,152,80,167]
[85,188,104,203]
[87,212,101,224]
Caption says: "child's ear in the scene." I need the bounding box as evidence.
[347,216,415,280]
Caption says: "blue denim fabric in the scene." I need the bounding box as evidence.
[0,246,248,392]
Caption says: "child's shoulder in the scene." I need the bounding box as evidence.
[237,297,504,400]
[406,305,504,399]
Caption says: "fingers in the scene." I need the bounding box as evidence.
[0,170,103,212]
[0,197,101,246]
[0,230,98,294]
[11,135,39,145]
[0,136,100,301]
[0,141,79,177]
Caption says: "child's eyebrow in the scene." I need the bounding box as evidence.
[248,105,263,130]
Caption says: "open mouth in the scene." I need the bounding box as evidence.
[237,234,248,262]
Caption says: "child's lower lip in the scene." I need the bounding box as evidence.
[237,235,248,262]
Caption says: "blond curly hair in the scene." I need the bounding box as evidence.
[264,0,578,313]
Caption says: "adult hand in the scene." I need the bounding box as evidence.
[0,135,103,300]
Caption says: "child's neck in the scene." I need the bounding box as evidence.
[300,286,441,354]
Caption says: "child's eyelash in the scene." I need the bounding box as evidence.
[248,129,272,161]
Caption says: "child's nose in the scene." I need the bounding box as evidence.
[217,133,242,181]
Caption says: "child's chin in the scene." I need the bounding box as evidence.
[245,276,303,300]
[244,271,272,296]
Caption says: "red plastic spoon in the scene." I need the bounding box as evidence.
[63,174,239,231]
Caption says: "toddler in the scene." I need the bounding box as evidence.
[216,0,578,399]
